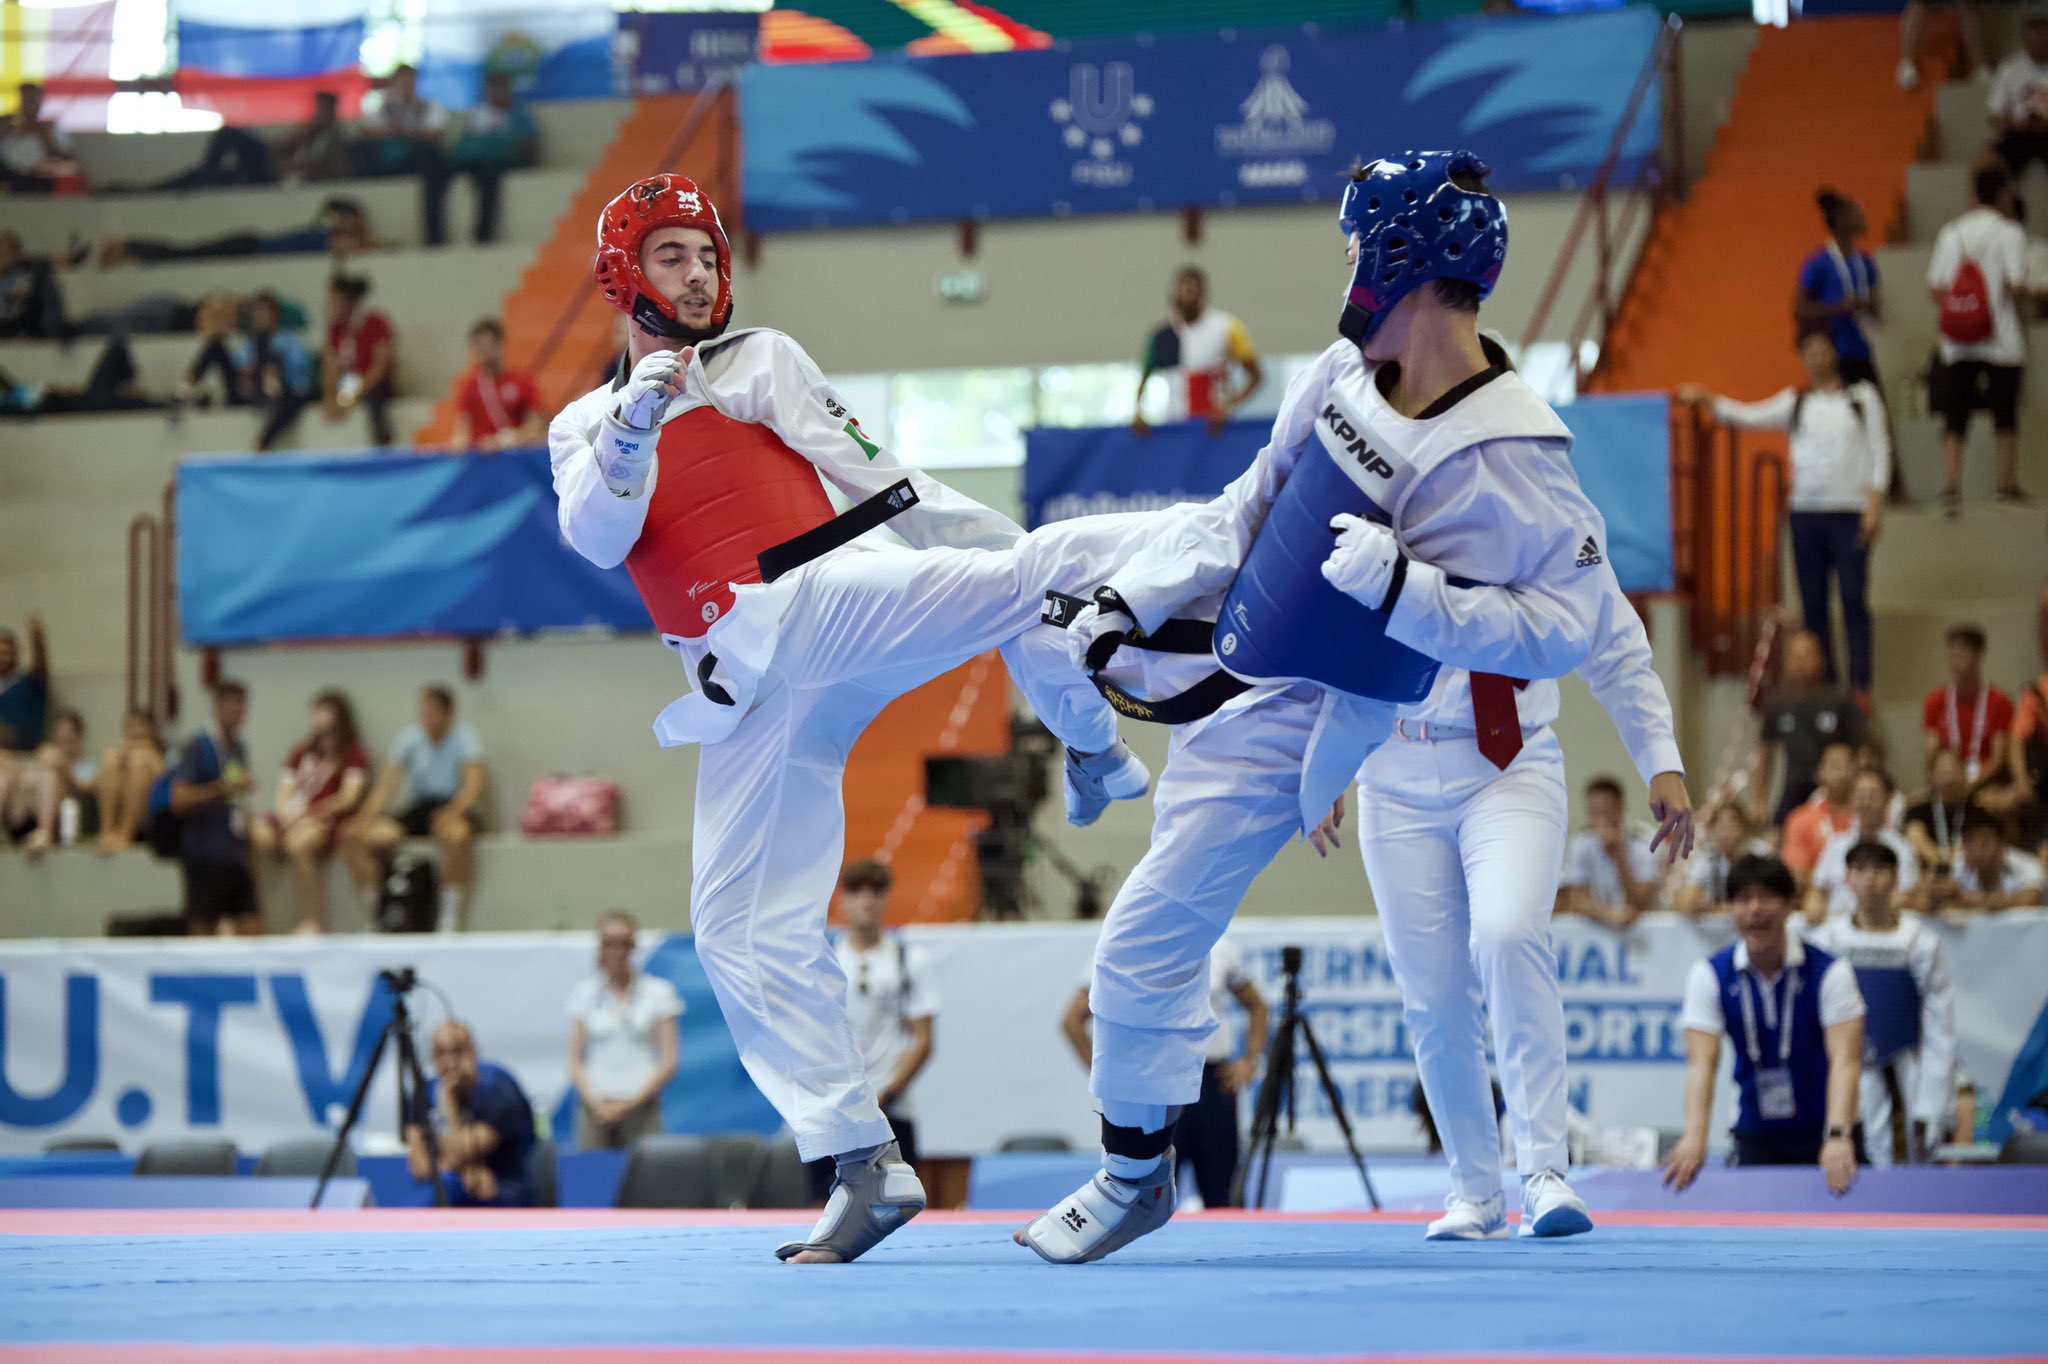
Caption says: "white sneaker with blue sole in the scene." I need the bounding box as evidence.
[1425,1191,1508,1241]
[1518,1169,1593,1238]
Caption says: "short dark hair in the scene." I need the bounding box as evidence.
[213,679,248,703]
[329,273,370,301]
[1854,766,1894,795]
[1175,265,1206,287]
[1973,166,2010,207]
[320,196,365,221]
[1960,806,2004,840]
[841,858,893,893]
[469,317,504,341]
[1725,853,1797,903]
[1816,188,1855,232]
[1797,327,1839,352]
[1585,775,1624,802]
[1947,623,1988,653]
[420,684,455,713]
[1818,738,1857,761]
[1844,839,1899,873]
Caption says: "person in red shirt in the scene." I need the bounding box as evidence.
[1921,624,2013,785]
[321,273,396,446]
[251,689,369,934]
[450,317,543,451]
[1783,740,1859,880]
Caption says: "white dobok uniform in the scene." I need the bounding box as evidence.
[1080,341,1630,1119]
[551,327,1137,1161]
[1357,588,1682,1200]
[1805,914,1957,1165]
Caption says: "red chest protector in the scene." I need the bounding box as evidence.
[624,405,837,638]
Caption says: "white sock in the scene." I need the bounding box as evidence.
[436,886,460,933]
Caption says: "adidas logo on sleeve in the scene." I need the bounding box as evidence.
[1574,536,1603,568]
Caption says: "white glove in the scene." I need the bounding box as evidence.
[1065,589,1136,675]
[1321,514,1402,609]
[595,349,689,498]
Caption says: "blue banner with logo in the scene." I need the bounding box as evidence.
[1025,391,1673,593]
[175,450,651,646]
[742,7,1661,230]
[621,11,760,95]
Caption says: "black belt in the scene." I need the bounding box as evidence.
[757,478,920,584]
[698,478,923,709]
[1041,591,1251,726]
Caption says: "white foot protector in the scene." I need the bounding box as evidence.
[773,1141,925,1264]
[1518,1169,1593,1239]
[1014,1150,1176,1264]
[1425,1190,1509,1241]
[1063,739,1151,827]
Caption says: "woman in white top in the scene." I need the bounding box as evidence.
[1680,329,1891,702]
[566,910,682,1150]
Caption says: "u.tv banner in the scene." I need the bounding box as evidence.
[741,7,1663,230]
[1024,392,1676,594]
[176,450,652,646]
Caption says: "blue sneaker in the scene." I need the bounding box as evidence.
[1518,1169,1593,1238]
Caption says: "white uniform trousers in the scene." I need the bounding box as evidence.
[1088,688,1325,1107]
[1357,727,1572,1199]
[689,529,1119,1162]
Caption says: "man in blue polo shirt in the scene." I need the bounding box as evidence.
[1797,191,1883,391]
[405,1020,535,1207]
[1664,854,1866,1194]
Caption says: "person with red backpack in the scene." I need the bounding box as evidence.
[1928,166,2031,512]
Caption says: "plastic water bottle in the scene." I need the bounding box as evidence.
[56,798,80,847]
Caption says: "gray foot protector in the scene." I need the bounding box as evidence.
[1014,1147,1177,1265]
[773,1141,926,1263]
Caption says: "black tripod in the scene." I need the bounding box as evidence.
[311,967,446,1209]
[1232,945,1380,1210]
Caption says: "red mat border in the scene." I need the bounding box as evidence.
[1,1208,2043,1236]
[4,1348,2044,1364]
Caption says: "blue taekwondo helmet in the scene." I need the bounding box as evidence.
[1337,150,1508,345]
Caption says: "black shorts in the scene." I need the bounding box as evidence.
[397,799,476,838]
[182,859,258,928]
[1937,359,2022,436]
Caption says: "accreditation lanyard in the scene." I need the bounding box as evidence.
[1932,794,1955,861]
[1826,241,1872,305]
[1946,685,1991,781]
[1737,962,1799,1071]
[474,368,513,436]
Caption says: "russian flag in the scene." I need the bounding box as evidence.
[176,0,368,78]
[418,0,616,109]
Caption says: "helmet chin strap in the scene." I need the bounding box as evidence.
[631,291,732,346]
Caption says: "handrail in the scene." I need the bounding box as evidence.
[1517,13,1683,380]
[1671,401,1786,678]
[124,491,176,726]
[525,74,738,387]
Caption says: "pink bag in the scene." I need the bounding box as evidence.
[519,776,620,836]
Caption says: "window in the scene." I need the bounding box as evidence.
[1037,362,1140,428]
[888,367,1033,468]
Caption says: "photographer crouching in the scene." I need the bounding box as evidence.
[405,1020,538,1207]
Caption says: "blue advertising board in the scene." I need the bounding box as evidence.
[742,7,1662,230]
[621,10,761,95]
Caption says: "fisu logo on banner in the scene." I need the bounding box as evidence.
[1216,47,1335,190]
[1050,62,1152,189]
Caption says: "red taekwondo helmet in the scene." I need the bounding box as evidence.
[593,173,735,342]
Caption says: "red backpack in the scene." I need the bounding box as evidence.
[1939,257,1995,343]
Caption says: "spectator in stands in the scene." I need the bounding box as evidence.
[98,196,382,268]
[1680,332,1889,704]
[183,290,319,451]
[1,335,162,416]
[1899,0,1986,89]
[565,910,681,1150]
[1674,802,1773,920]
[321,274,396,446]
[433,72,537,247]
[1783,741,1860,882]
[250,690,369,934]
[1989,15,2048,175]
[1557,774,1662,929]
[140,91,352,192]
[2011,581,2048,856]
[1664,854,1865,1193]
[0,614,49,753]
[92,709,165,855]
[0,231,66,339]
[1905,746,1978,873]
[1807,768,1921,923]
[147,124,275,192]
[450,318,544,450]
[0,83,76,193]
[1,710,94,856]
[1928,167,2030,510]
[1132,265,1262,436]
[170,679,262,936]
[276,90,356,184]
[1809,841,1957,1166]
[407,1020,535,1207]
[1750,631,1863,827]
[1923,624,2012,790]
[1796,192,1884,392]
[342,684,484,934]
[1929,806,2045,911]
[355,64,455,246]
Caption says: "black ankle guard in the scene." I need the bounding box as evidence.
[1100,1109,1182,1159]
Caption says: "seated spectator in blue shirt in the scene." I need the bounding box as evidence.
[407,1021,535,1207]
[0,613,49,754]
[1665,855,1867,1195]
[342,684,486,932]
[1797,191,1884,391]
[430,72,538,246]
[182,291,319,452]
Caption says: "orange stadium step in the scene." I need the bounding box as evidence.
[411,91,738,446]
[1591,15,1934,398]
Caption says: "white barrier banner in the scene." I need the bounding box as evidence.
[3,915,2043,1156]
